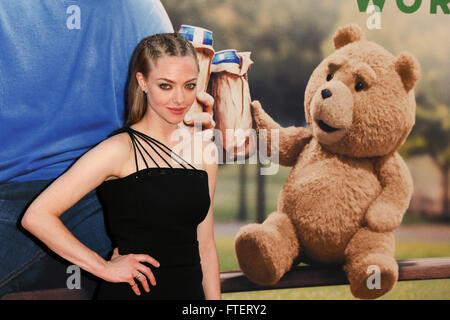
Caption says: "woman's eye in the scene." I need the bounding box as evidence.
[326,73,333,81]
[185,83,197,90]
[355,81,365,91]
[159,83,171,90]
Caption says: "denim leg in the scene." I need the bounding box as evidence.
[0,180,112,298]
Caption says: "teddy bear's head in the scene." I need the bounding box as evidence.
[304,24,420,158]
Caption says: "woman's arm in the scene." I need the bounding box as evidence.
[197,140,221,300]
[21,134,159,295]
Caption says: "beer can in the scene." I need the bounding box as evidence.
[212,49,241,65]
[209,51,256,161]
[178,25,215,129]
[179,25,213,47]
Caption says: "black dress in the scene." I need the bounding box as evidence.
[95,127,210,300]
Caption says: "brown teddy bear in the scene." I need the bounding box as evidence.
[235,24,420,299]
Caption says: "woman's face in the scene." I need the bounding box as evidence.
[137,55,199,125]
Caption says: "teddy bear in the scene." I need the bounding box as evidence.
[235,24,420,299]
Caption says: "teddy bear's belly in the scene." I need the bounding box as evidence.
[278,160,381,264]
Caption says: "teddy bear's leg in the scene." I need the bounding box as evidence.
[235,211,299,286]
[343,227,397,299]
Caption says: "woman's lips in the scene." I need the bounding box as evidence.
[167,107,186,115]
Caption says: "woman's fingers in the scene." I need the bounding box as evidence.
[112,247,120,258]
[185,112,215,130]
[197,91,214,115]
[111,253,159,295]
[134,254,160,268]
[129,254,159,295]
[138,263,157,287]
[185,91,215,130]
[135,270,150,293]
[129,279,141,296]
[129,264,156,295]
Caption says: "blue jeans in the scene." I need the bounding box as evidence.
[0,180,112,298]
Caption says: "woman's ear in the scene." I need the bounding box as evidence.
[395,52,421,92]
[136,72,147,93]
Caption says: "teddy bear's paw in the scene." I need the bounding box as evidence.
[250,101,263,126]
[250,100,280,131]
[345,253,398,300]
[366,202,403,233]
[235,224,283,286]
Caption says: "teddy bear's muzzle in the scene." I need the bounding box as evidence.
[310,80,354,145]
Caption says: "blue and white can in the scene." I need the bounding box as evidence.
[179,25,213,47]
[212,49,241,65]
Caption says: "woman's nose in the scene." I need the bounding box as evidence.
[173,87,184,104]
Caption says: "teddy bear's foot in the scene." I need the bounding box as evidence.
[345,253,398,300]
[235,224,280,285]
[235,212,299,286]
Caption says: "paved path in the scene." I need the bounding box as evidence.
[214,222,450,242]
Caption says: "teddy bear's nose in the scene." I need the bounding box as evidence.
[321,89,333,99]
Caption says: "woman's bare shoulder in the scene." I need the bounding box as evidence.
[96,132,131,155]
[87,132,133,168]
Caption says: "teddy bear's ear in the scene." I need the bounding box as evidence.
[333,24,364,50]
[395,52,421,92]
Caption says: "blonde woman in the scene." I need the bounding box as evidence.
[22,33,220,300]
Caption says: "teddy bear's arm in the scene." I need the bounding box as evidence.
[366,152,414,232]
[251,101,312,167]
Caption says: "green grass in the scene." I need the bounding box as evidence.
[216,236,450,300]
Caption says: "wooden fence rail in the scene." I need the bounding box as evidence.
[220,257,450,293]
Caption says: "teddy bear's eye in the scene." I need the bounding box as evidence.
[326,73,333,81]
[355,81,365,91]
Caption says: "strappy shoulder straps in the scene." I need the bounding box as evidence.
[124,127,199,173]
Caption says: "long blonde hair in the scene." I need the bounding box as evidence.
[125,33,198,126]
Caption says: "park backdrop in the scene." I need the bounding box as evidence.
[162,0,450,299]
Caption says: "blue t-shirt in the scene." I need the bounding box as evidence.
[0,0,173,182]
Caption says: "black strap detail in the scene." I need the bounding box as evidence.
[124,127,198,173]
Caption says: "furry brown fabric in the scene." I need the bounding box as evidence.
[235,24,420,299]
[333,24,364,49]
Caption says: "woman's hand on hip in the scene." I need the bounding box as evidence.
[103,248,160,295]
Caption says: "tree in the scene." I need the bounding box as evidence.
[403,100,450,220]
[237,164,248,221]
